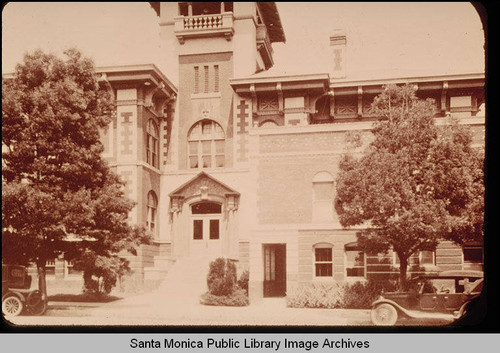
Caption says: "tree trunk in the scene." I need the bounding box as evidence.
[399,256,409,291]
[36,266,47,296]
[36,264,48,313]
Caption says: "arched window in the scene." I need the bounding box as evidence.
[312,171,334,222]
[146,191,158,234]
[313,243,334,278]
[146,120,159,168]
[311,95,333,123]
[188,120,225,169]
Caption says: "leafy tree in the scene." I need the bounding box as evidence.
[335,84,484,290]
[2,49,149,296]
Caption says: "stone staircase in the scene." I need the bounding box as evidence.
[151,254,214,306]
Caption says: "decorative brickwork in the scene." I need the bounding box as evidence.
[163,123,169,165]
[120,111,134,155]
[333,49,343,71]
[259,131,353,154]
[258,96,279,111]
[236,100,249,161]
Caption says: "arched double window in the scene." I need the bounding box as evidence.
[146,119,159,168]
[146,191,158,235]
[188,120,225,169]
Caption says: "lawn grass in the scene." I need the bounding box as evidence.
[48,293,123,303]
[45,277,148,303]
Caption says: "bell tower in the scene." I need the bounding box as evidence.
[149,2,285,171]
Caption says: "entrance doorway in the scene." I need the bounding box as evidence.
[263,244,286,297]
[190,202,222,257]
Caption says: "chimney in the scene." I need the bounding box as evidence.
[330,29,347,79]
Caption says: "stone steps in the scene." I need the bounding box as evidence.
[153,255,213,305]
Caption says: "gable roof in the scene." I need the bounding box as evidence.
[169,172,240,198]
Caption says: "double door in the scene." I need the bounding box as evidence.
[191,215,221,257]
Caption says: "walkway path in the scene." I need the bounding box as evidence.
[7,256,373,326]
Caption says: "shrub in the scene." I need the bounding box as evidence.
[237,270,249,294]
[342,279,398,309]
[200,288,249,307]
[286,282,345,309]
[75,254,130,295]
[207,258,237,296]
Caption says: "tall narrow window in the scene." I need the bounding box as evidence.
[204,66,209,93]
[146,191,158,235]
[188,120,225,169]
[194,66,200,94]
[314,243,333,278]
[214,65,219,92]
[345,242,365,278]
[146,120,159,168]
[312,171,334,222]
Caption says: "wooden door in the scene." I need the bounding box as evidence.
[263,244,286,297]
[190,216,221,257]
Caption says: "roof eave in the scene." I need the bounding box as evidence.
[257,2,286,43]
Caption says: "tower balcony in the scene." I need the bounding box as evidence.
[174,12,234,44]
[256,24,274,69]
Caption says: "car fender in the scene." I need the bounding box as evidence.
[2,290,26,303]
[372,297,455,322]
[371,298,413,318]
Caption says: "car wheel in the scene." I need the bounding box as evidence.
[371,303,398,326]
[2,295,24,317]
[26,291,47,315]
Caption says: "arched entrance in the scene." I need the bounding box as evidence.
[169,172,240,260]
[190,201,222,257]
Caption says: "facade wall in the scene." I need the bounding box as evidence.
[177,52,234,170]
[257,154,340,225]
[297,229,357,283]
[76,3,485,301]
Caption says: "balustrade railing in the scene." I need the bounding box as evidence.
[174,13,234,43]
[183,14,224,30]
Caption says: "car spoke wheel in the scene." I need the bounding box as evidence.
[2,295,23,317]
[27,291,47,315]
[371,303,398,326]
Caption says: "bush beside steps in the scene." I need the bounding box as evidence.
[200,258,249,307]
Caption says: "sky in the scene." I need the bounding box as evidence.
[2,2,485,81]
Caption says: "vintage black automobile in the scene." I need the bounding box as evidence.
[370,270,483,326]
[2,264,47,317]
